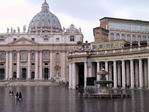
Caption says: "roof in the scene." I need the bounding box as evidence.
[100,17,149,24]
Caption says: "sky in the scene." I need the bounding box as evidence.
[0,0,149,42]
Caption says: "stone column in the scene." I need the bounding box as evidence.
[16,51,20,79]
[39,51,43,80]
[109,62,113,81]
[130,59,134,88]
[72,63,76,89]
[113,61,117,88]
[139,59,143,88]
[69,63,72,88]
[143,60,148,88]
[122,60,126,88]
[35,51,39,80]
[84,62,87,88]
[88,62,92,77]
[9,51,13,79]
[27,51,31,79]
[148,59,149,88]
[126,61,130,87]
[134,60,139,88]
[117,61,121,87]
[97,62,100,80]
[5,52,9,80]
[50,53,53,79]
[105,61,108,80]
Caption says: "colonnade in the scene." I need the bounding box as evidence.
[69,58,149,89]
[5,51,45,80]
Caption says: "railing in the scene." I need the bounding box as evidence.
[69,46,149,57]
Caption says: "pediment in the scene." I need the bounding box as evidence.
[8,38,38,46]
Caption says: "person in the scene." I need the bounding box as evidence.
[15,92,19,101]
[18,92,22,101]
[9,90,13,95]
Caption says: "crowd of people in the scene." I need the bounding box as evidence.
[9,89,23,102]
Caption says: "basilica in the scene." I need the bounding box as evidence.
[0,0,83,82]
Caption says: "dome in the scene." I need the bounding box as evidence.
[28,0,62,33]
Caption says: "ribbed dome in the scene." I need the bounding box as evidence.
[28,0,62,33]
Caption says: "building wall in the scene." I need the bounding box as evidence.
[100,17,149,43]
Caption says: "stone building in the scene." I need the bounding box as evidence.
[68,17,149,89]
[0,0,83,82]
[100,17,149,44]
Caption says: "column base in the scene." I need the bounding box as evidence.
[121,87,126,89]
[138,87,143,89]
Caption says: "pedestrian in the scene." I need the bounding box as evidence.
[18,92,22,101]
[15,92,19,101]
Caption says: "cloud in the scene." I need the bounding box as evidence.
[0,0,39,32]
[0,0,149,42]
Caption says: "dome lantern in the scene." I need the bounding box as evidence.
[42,0,49,12]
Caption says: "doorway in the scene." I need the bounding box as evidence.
[31,72,35,80]
[0,68,5,80]
[13,72,16,79]
[78,63,84,88]
[21,68,27,79]
[44,68,49,79]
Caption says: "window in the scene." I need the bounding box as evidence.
[32,38,35,41]
[116,33,120,40]
[110,33,114,40]
[45,63,48,65]
[56,38,59,42]
[70,35,75,42]
[44,38,49,41]
[143,35,146,41]
[0,63,4,66]
[121,34,125,39]
[32,63,35,65]
[13,38,16,41]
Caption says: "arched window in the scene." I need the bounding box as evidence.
[138,35,141,41]
[116,33,120,40]
[110,33,114,40]
[132,35,136,42]
[143,35,146,41]
[121,34,125,40]
[127,34,131,42]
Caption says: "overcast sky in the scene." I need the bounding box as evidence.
[0,0,149,42]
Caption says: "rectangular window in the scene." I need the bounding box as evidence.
[56,38,59,42]
[13,38,16,41]
[32,38,35,41]
[70,36,75,42]
[44,38,49,41]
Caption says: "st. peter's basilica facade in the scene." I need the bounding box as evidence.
[0,0,83,82]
